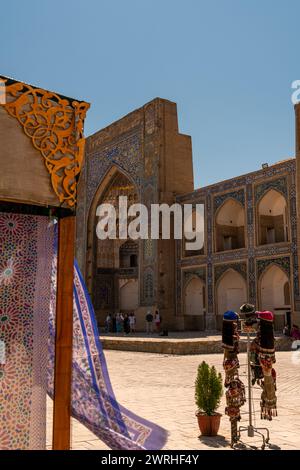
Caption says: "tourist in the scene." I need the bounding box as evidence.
[120,312,125,331]
[105,313,112,333]
[154,310,161,333]
[112,314,117,333]
[123,314,130,335]
[283,323,290,336]
[291,324,300,340]
[129,312,136,333]
[116,313,123,333]
[145,310,153,334]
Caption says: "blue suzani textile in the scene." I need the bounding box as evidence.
[48,254,167,450]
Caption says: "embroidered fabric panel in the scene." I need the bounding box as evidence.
[0,213,53,450]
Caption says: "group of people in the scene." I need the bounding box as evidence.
[104,309,163,335]
[105,312,136,334]
[145,310,162,334]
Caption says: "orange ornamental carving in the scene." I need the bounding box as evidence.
[0,79,90,207]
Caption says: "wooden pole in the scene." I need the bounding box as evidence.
[52,215,75,450]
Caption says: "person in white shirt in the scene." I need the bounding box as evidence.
[105,313,112,333]
[129,312,136,333]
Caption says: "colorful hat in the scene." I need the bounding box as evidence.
[240,303,255,314]
[257,311,274,321]
[223,311,239,321]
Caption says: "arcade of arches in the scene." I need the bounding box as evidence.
[177,167,296,332]
[77,97,300,332]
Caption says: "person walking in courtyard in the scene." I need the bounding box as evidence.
[116,313,123,333]
[105,313,112,333]
[146,310,153,334]
[129,312,136,333]
[124,313,130,335]
[154,309,161,333]
[112,313,117,333]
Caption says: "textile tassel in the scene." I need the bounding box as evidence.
[222,311,246,445]
[254,311,277,421]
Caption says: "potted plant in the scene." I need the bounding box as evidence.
[195,361,223,436]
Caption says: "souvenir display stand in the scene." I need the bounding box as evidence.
[235,329,270,450]
[223,310,276,451]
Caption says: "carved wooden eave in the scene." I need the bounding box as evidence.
[0,76,90,208]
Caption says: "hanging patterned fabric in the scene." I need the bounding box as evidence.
[252,311,277,420]
[47,228,167,450]
[222,311,246,445]
[0,212,54,450]
[0,213,167,450]
[239,304,263,386]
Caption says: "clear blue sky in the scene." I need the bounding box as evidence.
[1,0,299,188]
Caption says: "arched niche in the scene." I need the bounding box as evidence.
[215,198,245,252]
[259,264,291,330]
[184,276,206,330]
[257,189,288,245]
[184,276,205,316]
[216,268,247,328]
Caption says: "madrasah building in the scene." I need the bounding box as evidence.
[76,98,300,332]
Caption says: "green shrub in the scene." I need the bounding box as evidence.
[195,361,223,415]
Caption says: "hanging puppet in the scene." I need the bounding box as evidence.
[222,311,246,445]
[252,311,277,420]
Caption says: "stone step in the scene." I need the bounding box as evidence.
[100,334,291,355]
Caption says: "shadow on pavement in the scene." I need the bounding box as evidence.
[233,441,281,451]
[198,435,230,448]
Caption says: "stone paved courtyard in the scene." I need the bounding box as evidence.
[47,350,300,450]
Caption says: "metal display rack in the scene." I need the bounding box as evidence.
[234,330,271,450]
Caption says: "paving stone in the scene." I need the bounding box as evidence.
[47,350,300,450]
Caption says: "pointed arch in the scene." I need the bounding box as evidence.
[184,275,205,316]
[259,263,291,331]
[85,165,139,304]
[259,263,291,310]
[216,268,247,325]
[87,164,139,216]
[257,188,288,245]
[215,198,245,252]
[183,275,206,330]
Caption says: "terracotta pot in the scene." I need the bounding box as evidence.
[196,412,221,436]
